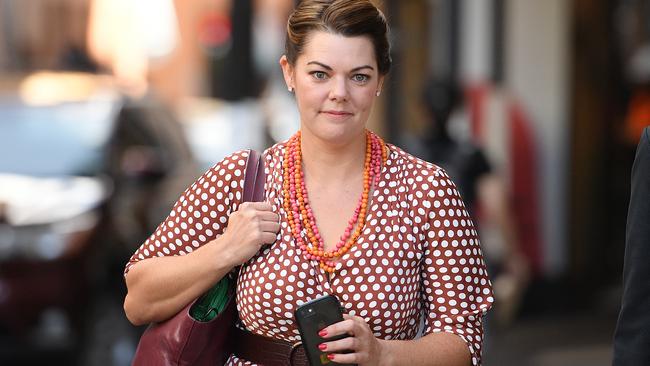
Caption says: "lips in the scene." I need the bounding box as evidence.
[321,110,353,116]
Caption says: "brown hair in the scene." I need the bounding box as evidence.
[285,0,392,75]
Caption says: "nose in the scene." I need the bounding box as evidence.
[329,76,349,102]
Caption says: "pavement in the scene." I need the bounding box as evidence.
[483,283,620,366]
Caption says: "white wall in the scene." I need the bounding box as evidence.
[460,0,493,83]
[505,0,571,278]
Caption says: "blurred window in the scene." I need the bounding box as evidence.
[0,99,116,177]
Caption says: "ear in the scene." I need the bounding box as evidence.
[376,75,385,95]
[279,55,294,91]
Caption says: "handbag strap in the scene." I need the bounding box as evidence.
[234,149,265,278]
[243,149,265,203]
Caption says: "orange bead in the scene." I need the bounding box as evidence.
[282,130,387,274]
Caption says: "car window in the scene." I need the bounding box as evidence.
[0,99,117,177]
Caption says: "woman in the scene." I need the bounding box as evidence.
[124,1,493,365]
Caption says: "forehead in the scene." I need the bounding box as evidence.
[298,31,377,69]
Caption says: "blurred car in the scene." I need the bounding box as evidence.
[0,72,199,365]
[0,72,117,363]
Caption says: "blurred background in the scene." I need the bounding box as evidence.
[0,0,648,365]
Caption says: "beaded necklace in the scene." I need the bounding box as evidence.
[282,130,387,273]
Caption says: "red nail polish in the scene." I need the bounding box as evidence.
[318,330,328,337]
[318,343,327,351]
[327,354,335,360]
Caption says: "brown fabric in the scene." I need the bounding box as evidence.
[127,142,494,366]
[232,326,308,366]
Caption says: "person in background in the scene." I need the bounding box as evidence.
[123,1,494,365]
[419,79,529,326]
[613,126,650,366]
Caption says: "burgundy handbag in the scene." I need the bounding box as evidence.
[131,150,266,366]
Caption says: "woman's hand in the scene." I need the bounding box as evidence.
[220,201,280,266]
[318,314,389,366]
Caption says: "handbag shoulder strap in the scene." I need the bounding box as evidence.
[242,149,265,203]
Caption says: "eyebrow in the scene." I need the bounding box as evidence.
[306,61,375,72]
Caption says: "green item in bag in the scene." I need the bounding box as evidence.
[189,276,231,322]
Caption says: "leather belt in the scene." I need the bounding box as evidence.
[232,326,309,366]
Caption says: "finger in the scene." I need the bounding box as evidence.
[247,201,274,211]
[261,232,278,245]
[325,352,361,365]
[321,319,355,339]
[258,210,279,222]
[320,335,357,353]
[237,201,271,214]
[259,221,281,233]
[342,314,371,335]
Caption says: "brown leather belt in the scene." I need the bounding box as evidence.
[232,326,309,366]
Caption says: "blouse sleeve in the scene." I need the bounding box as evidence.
[419,167,494,366]
[124,150,250,275]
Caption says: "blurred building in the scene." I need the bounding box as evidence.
[0,0,645,364]
[387,0,637,298]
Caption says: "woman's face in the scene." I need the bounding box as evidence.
[280,31,384,145]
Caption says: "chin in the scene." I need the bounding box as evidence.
[308,121,364,144]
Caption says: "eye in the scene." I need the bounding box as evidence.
[352,74,370,83]
[310,71,328,80]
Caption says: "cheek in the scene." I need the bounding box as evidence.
[297,88,327,110]
[353,90,377,110]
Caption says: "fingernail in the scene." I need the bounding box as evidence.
[318,343,327,351]
[318,330,328,337]
[327,354,335,360]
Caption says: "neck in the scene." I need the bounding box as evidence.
[299,130,367,184]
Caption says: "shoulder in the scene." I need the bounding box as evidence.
[633,127,650,177]
[204,144,290,176]
[198,150,251,184]
[631,127,650,190]
[202,140,288,182]
[263,140,289,160]
[640,127,650,151]
[261,140,289,173]
[210,150,251,171]
[385,143,460,197]
[386,143,446,178]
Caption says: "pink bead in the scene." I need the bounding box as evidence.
[282,130,387,270]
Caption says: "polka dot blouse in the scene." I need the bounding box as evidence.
[126,141,494,365]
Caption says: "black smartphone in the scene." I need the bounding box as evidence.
[294,295,355,366]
